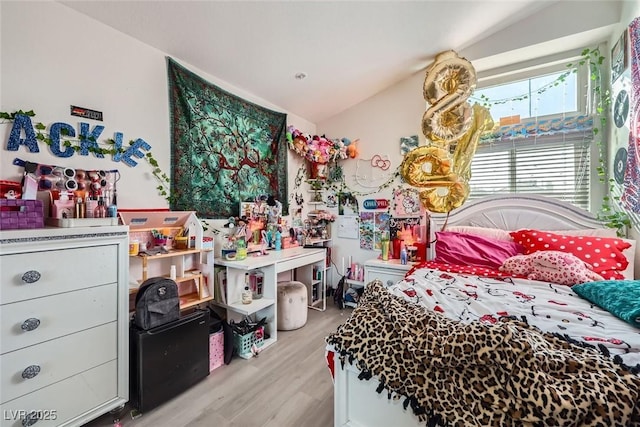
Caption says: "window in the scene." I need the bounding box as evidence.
[470,138,591,208]
[467,60,593,210]
[474,70,578,120]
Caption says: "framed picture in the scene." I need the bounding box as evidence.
[392,188,424,217]
[611,29,628,84]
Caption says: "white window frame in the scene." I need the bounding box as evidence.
[468,48,604,213]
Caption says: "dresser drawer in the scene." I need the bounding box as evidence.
[365,267,407,287]
[0,360,118,427]
[0,244,117,304]
[0,284,117,354]
[1,323,117,404]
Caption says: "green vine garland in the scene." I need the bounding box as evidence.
[288,47,629,235]
[567,48,630,235]
[4,48,629,235]
[0,110,173,205]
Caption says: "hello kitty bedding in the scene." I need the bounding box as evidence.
[328,195,640,427]
[388,266,640,368]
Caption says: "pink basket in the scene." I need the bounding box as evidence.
[0,199,44,230]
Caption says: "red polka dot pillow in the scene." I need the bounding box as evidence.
[509,229,631,280]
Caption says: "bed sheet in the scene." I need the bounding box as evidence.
[388,266,640,368]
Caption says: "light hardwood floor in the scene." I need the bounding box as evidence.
[84,303,350,427]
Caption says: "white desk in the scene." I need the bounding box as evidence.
[214,247,326,356]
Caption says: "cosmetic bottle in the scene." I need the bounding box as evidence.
[242,273,253,304]
[274,229,282,251]
[107,202,117,218]
[85,196,98,218]
[74,196,85,218]
[94,198,107,218]
[400,243,408,265]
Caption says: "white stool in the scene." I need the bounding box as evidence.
[277,281,308,331]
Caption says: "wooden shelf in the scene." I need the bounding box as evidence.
[129,270,203,289]
[131,248,201,259]
[179,293,213,310]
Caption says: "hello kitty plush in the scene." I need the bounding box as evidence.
[500,250,604,286]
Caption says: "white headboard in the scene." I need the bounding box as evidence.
[426,194,610,260]
[430,194,604,231]
[424,194,638,279]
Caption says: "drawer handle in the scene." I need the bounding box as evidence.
[21,411,39,427]
[21,365,41,380]
[21,270,41,284]
[21,318,41,332]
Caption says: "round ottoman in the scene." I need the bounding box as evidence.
[277,281,308,331]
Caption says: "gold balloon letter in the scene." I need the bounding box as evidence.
[401,50,493,213]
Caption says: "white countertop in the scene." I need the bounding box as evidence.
[365,258,417,270]
[215,246,325,270]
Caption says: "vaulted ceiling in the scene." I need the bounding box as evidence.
[59,0,623,123]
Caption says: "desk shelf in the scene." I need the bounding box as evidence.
[213,247,327,358]
[217,298,276,316]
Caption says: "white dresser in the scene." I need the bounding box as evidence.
[0,226,129,427]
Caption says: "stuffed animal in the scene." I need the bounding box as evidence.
[500,250,604,286]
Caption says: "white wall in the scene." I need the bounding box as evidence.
[0,1,313,236]
[2,1,633,282]
[317,71,426,271]
[318,2,632,274]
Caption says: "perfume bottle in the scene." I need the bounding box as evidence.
[94,197,107,218]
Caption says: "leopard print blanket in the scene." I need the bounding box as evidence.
[326,280,640,427]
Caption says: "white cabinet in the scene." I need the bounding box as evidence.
[364,259,415,288]
[0,226,129,427]
[214,247,326,358]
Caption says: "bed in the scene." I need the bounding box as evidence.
[326,194,640,427]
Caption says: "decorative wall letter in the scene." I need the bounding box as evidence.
[49,122,76,158]
[79,122,105,157]
[117,138,151,167]
[6,114,39,152]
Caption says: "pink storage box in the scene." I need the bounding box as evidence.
[0,199,44,230]
[209,330,224,372]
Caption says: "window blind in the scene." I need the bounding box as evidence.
[469,132,592,210]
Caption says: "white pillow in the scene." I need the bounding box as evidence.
[444,226,512,241]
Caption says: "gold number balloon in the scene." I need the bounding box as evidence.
[401,50,494,213]
[422,50,477,144]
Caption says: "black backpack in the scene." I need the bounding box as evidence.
[134,277,180,330]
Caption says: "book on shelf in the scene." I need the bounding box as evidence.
[201,274,211,298]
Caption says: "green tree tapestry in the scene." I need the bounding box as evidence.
[167,58,288,219]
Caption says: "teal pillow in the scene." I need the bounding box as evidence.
[573,280,640,328]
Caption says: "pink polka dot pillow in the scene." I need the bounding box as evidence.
[500,251,604,286]
[509,229,631,280]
